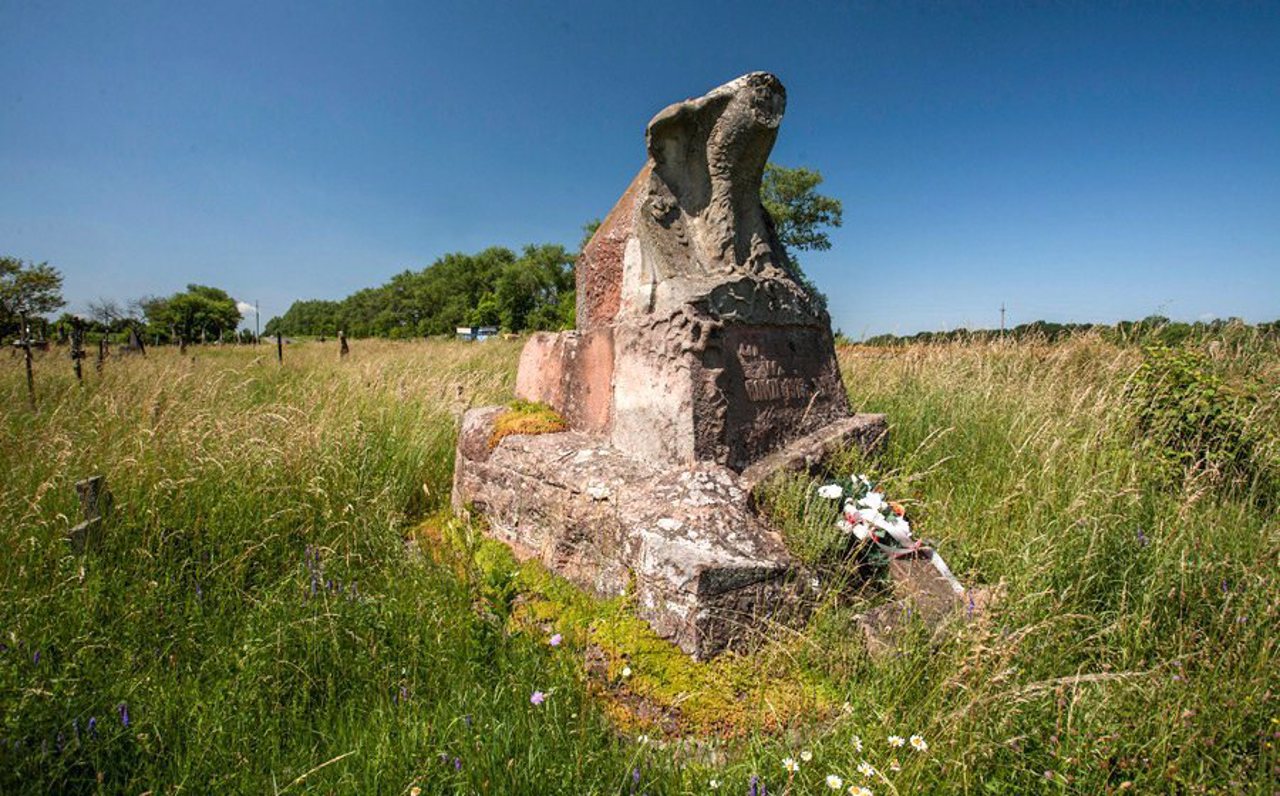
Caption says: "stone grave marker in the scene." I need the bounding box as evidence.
[453,73,888,659]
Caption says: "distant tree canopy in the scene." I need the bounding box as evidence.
[265,244,575,339]
[849,315,1280,348]
[143,284,242,343]
[0,256,65,339]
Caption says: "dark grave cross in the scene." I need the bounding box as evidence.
[70,321,86,382]
[96,337,107,374]
[19,318,35,410]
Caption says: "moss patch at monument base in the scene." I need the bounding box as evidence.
[415,512,843,739]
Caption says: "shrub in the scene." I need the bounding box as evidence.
[1127,346,1268,492]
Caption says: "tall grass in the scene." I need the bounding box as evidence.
[1,335,1275,793]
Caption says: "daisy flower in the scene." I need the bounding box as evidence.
[848,786,873,796]
[826,774,844,789]
[888,734,905,748]
[782,757,800,773]
[621,665,633,678]
[851,735,864,753]
[800,750,813,762]
[910,734,928,752]
[857,761,876,778]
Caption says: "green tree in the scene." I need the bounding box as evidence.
[0,257,65,340]
[144,284,241,343]
[760,163,843,262]
[495,244,574,332]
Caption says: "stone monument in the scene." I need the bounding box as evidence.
[453,72,887,659]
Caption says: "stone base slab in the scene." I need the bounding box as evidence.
[453,406,888,659]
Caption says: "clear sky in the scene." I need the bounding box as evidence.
[2,1,1277,337]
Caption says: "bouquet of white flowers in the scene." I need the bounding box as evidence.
[816,475,964,595]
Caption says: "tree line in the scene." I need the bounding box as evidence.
[849,316,1280,347]
[264,244,575,339]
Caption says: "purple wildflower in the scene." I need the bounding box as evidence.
[1221,579,1229,593]
[749,774,759,796]
[549,633,563,647]
[453,757,462,772]
[1136,527,1148,547]
[195,582,202,598]
[463,714,473,727]
[967,591,975,618]
[633,767,641,784]
[530,690,546,706]
[33,650,40,665]
[117,702,130,727]
[87,717,97,737]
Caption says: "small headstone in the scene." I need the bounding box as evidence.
[67,475,112,554]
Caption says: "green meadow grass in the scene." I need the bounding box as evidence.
[1,336,1275,794]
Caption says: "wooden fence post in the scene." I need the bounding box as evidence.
[339,330,349,358]
[97,338,107,374]
[276,333,283,363]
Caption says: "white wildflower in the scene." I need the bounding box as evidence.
[888,734,905,748]
[621,665,633,678]
[826,774,844,789]
[800,750,813,762]
[910,734,928,752]
[817,484,844,500]
[857,761,876,778]
[782,757,799,773]
[848,786,873,796]
[851,735,863,752]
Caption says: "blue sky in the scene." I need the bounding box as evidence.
[2,1,1277,337]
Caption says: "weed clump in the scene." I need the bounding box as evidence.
[1127,345,1274,495]
[488,399,567,449]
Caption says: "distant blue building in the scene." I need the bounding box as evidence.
[455,326,499,342]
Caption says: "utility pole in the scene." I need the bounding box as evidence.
[255,300,260,344]
[1000,303,1006,338]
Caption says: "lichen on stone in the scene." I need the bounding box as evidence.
[487,399,568,449]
